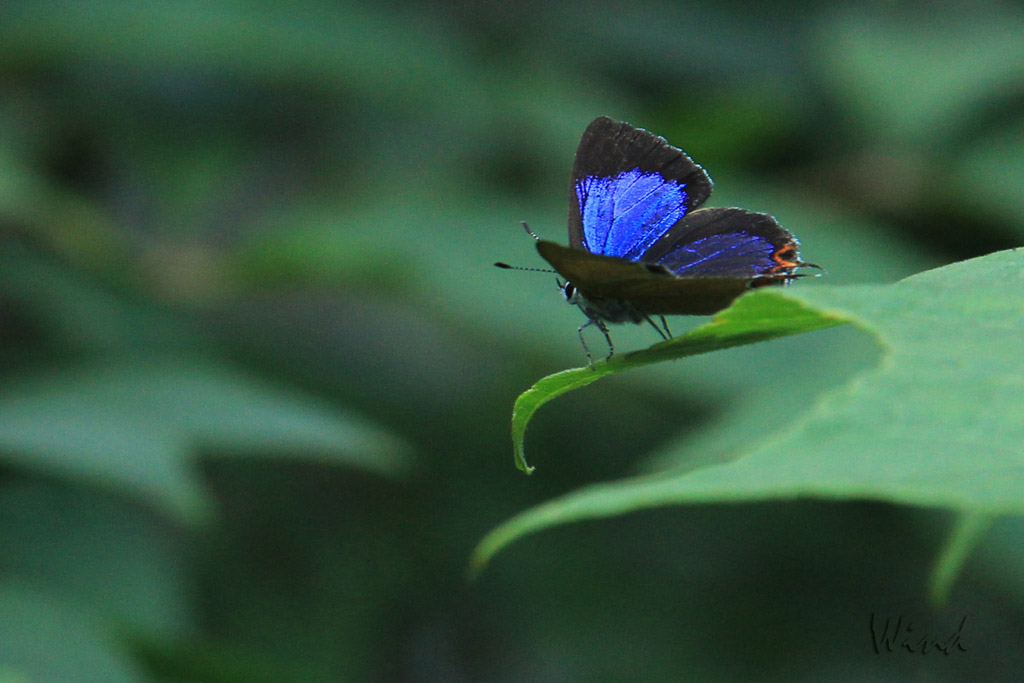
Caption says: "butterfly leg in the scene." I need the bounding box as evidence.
[660,315,672,338]
[596,319,614,360]
[578,318,614,367]
[643,314,670,341]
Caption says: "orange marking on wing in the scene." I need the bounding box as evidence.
[767,243,802,274]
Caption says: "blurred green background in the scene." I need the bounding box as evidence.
[2,1,1023,681]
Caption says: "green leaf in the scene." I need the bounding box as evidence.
[511,293,847,473]
[0,481,191,634]
[0,359,412,522]
[475,249,1024,578]
[0,584,148,683]
[930,512,994,607]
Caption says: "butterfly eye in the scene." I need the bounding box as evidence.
[562,282,577,302]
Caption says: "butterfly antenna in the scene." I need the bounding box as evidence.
[495,222,552,271]
[493,262,557,273]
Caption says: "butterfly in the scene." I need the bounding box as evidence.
[507,116,816,364]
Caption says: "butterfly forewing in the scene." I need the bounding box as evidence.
[568,117,713,258]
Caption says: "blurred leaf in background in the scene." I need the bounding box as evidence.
[1,0,1023,681]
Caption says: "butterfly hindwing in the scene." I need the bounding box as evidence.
[643,207,803,278]
[568,117,713,260]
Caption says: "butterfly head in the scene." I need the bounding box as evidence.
[559,279,581,306]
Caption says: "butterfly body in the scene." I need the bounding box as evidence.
[538,239,761,317]
[537,116,813,361]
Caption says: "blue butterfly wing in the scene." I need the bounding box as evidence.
[575,169,692,260]
[644,208,803,278]
[569,117,712,258]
